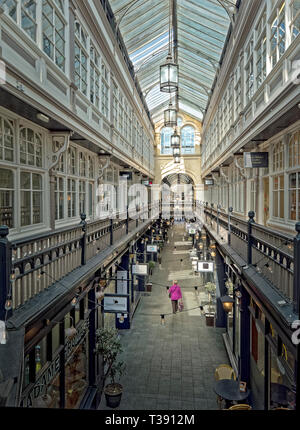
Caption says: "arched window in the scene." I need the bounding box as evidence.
[160,127,173,155]
[181,126,195,154]
[177,116,183,127]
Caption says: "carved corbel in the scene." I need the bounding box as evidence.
[98,155,112,180]
[48,132,72,173]
[220,166,230,183]
[211,172,220,186]
[234,155,247,178]
[216,0,238,25]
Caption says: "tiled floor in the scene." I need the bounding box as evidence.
[99,223,230,410]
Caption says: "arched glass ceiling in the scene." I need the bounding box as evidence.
[109,0,239,122]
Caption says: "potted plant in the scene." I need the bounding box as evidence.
[148,260,155,275]
[95,327,126,408]
[204,282,216,327]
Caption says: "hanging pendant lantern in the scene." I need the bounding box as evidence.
[160,54,178,93]
[171,129,180,148]
[173,146,180,156]
[164,102,177,127]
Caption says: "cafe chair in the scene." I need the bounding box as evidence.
[214,364,236,409]
[272,407,292,410]
[228,404,252,410]
[215,364,236,381]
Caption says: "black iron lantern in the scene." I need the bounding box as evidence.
[173,146,180,156]
[160,54,178,93]
[171,129,180,148]
[164,102,177,127]
[220,295,234,313]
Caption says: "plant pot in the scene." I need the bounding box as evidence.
[205,313,215,327]
[146,283,152,292]
[104,383,123,408]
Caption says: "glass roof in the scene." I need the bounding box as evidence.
[109,0,239,122]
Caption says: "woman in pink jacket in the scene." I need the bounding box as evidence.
[169,280,182,314]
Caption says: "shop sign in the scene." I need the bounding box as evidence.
[132,264,148,275]
[243,152,269,168]
[103,294,128,313]
[21,319,89,407]
[189,228,196,234]
[147,245,157,253]
[204,178,214,186]
[197,261,214,272]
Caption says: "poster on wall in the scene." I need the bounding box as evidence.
[117,271,128,295]
[197,261,214,272]
[103,294,128,313]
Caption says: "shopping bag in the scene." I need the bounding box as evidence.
[179,300,184,312]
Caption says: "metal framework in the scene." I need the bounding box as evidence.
[109,0,238,121]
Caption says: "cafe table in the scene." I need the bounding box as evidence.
[214,379,250,409]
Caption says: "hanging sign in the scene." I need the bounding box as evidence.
[197,261,214,272]
[204,178,214,185]
[103,294,128,313]
[132,264,148,275]
[243,152,269,168]
[147,245,158,253]
[119,171,133,180]
[189,228,196,235]
[117,271,128,295]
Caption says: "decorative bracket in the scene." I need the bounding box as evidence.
[98,155,112,180]
[211,172,220,186]
[216,0,238,25]
[234,155,247,178]
[48,132,72,173]
[220,166,230,183]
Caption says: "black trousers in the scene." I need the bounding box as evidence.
[172,300,178,313]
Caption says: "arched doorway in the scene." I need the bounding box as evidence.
[162,173,195,220]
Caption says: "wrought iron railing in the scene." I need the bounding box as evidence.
[195,202,298,306]
[1,203,159,312]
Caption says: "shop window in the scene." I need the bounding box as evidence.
[288,130,300,168]
[35,337,47,376]
[0,115,14,162]
[52,323,60,355]
[251,315,265,374]
[67,178,76,218]
[288,172,300,221]
[0,168,14,228]
[65,339,88,409]
[269,347,296,409]
[55,176,64,220]
[20,172,43,226]
[79,180,86,214]
[272,175,284,219]
[23,354,31,388]
[273,141,284,172]
[20,128,43,167]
